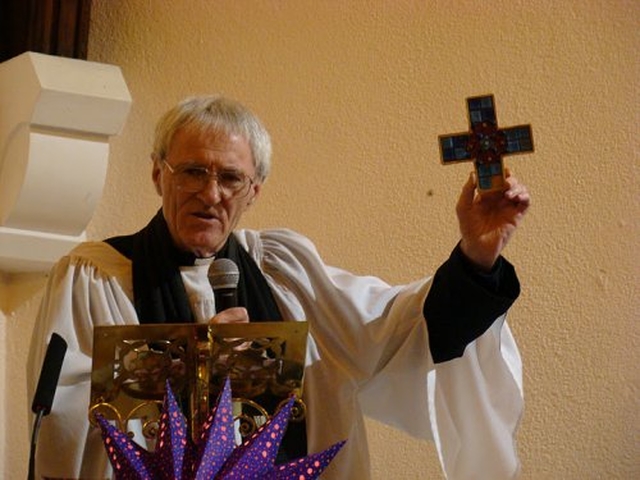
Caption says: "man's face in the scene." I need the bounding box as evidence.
[153,126,261,257]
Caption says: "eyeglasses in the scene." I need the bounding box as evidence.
[162,159,254,199]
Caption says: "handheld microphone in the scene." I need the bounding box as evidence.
[29,332,67,480]
[208,258,240,312]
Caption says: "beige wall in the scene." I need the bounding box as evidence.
[2,1,638,478]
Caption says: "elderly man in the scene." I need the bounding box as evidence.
[29,95,529,479]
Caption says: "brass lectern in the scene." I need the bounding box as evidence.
[89,322,308,443]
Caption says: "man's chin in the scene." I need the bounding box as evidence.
[182,235,228,258]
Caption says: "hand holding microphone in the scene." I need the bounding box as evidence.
[209,307,249,325]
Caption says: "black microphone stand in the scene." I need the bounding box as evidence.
[28,409,45,480]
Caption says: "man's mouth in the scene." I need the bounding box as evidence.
[192,211,221,222]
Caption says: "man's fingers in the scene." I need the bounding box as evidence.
[209,307,249,324]
[457,172,477,210]
[504,172,532,207]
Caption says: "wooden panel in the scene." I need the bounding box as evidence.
[0,0,92,63]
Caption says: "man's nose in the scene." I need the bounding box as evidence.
[197,176,223,203]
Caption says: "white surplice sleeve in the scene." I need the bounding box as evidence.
[27,242,138,480]
[237,228,523,480]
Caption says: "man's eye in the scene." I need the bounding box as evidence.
[181,167,209,178]
[218,171,244,185]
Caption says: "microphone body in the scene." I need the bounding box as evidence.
[29,332,67,480]
[32,332,67,415]
[208,258,240,312]
[213,287,238,311]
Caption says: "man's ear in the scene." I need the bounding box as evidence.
[151,156,163,196]
[247,182,262,207]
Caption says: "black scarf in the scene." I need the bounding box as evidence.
[105,209,306,460]
[105,210,283,324]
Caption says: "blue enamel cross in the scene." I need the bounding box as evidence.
[438,95,534,192]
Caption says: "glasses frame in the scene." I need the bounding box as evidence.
[161,159,255,200]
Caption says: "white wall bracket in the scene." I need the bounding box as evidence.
[0,52,131,273]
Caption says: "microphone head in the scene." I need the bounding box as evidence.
[208,258,240,290]
[32,333,67,415]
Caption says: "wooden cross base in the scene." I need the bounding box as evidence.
[438,94,534,192]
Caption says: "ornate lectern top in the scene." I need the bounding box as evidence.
[89,322,308,443]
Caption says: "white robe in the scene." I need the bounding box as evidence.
[27,228,523,479]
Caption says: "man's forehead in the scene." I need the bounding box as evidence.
[167,126,254,169]
[170,126,249,150]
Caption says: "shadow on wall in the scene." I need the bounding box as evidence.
[0,272,48,315]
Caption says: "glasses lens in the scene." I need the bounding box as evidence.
[217,170,250,196]
[176,166,209,192]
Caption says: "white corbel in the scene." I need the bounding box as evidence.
[0,52,131,273]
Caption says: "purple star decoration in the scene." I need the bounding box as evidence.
[96,378,345,479]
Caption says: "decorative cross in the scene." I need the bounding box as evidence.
[438,94,534,192]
